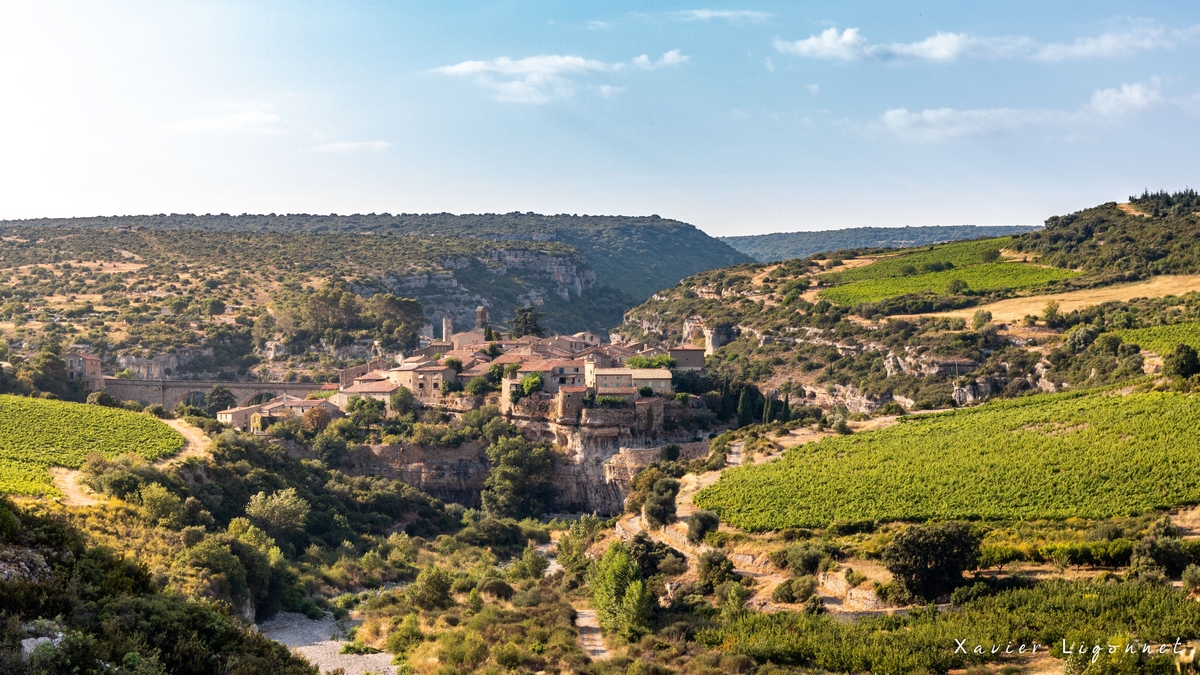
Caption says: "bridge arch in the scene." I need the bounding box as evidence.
[242,392,279,406]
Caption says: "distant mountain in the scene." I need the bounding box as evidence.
[722,225,1042,262]
[1,212,753,333]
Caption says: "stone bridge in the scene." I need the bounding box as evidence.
[99,377,324,408]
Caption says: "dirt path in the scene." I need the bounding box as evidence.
[894,274,1200,324]
[574,609,610,660]
[157,419,212,467]
[49,467,99,507]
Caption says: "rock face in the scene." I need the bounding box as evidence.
[344,442,491,507]
[342,413,709,515]
[369,249,596,330]
[117,347,213,379]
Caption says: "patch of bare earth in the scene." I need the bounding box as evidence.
[156,419,212,468]
[895,274,1200,324]
[257,612,395,675]
[48,468,98,507]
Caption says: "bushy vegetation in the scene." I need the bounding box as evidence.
[0,394,183,495]
[0,497,317,674]
[698,581,1200,674]
[696,391,1200,529]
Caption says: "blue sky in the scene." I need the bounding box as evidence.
[1,1,1198,236]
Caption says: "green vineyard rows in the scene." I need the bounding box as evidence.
[0,394,184,496]
[818,261,1078,305]
[1114,321,1200,356]
[694,391,1200,530]
[821,237,1016,284]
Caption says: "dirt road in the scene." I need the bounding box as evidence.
[49,467,99,507]
[157,419,212,467]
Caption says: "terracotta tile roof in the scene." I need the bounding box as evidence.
[341,381,401,394]
[559,385,588,393]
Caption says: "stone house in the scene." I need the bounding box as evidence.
[668,345,706,371]
[64,352,102,387]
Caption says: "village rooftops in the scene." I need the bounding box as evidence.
[340,380,401,394]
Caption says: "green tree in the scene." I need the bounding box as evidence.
[510,307,544,338]
[980,248,1001,263]
[736,388,753,428]
[202,298,226,319]
[642,478,679,529]
[1165,344,1200,379]
[481,437,553,519]
[390,386,417,416]
[205,385,237,415]
[139,483,185,529]
[244,488,311,533]
[882,522,981,601]
[688,510,720,544]
[409,564,453,610]
[946,279,969,294]
[346,394,385,426]
[589,542,644,634]
[762,396,774,424]
[443,357,464,373]
[618,579,654,639]
[520,372,543,396]
[972,309,993,330]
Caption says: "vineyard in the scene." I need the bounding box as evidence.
[818,262,1079,305]
[694,391,1200,530]
[821,237,1017,284]
[0,395,183,496]
[1114,321,1200,356]
[698,581,1200,674]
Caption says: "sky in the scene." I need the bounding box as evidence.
[1,1,1198,237]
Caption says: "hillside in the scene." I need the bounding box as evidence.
[617,191,1200,415]
[1,212,752,331]
[723,224,1040,262]
[0,395,183,495]
[696,390,1200,529]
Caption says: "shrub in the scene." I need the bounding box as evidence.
[409,565,453,610]
[642,478,680,529]
[478,577,514,600]
[688,510,720,544]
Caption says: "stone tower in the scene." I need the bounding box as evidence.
[475,305,488,331]
[442,316,453,341]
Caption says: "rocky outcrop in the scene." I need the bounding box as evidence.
[344,442,491,507]
[117,348,213,379]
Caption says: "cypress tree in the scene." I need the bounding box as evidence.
[736,388,752,427]
[762,396,773,425]
[779,395,791,423]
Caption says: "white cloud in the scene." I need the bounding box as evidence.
[172,106,286,134]
[586,20,609,30]
[874,79,1165,142]
[876,107,1067,141]
[775,21,1197,62]
[309,141,390,153]
[633,49,690,69]
[674,10,770,22]
[1087,79,1163,116]
[436,51,686,103]
[596,84,625,99]
[1037,22,1168,60]
[773,28,1028,61]
[807,83,819,94]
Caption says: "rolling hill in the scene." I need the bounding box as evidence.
[0,212,753,335]
[723,224,1041,262]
